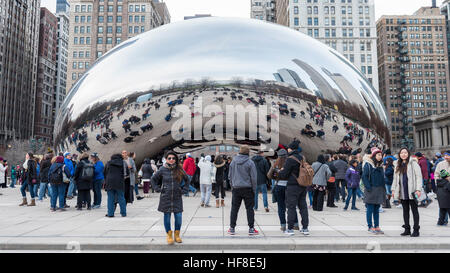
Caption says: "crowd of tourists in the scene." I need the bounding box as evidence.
[0,142,449,245]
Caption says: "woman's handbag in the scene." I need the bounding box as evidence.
[62,166,70,184]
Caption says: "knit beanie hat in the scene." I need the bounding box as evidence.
[55,156,64,164]
[371,147,382,157]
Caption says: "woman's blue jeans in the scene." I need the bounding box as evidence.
[344,188,357,209]
[164,212,182,233]
[366,204,380,228]
[92,179,104,207]
[20,179,36,199]
[254,184,268,210]
[274,185,298,227]
[50,183,67,209]
[10,177,16,188]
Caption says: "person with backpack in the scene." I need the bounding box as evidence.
[151,151,189,244]
[227,145,258,236]
[311,155,332,211]
[325,154,338,208]
[104,154,128,217]
[73,153,94,210]
[362,147,386,235]
[48,156,71,211]
[37,153,53,202]
[268,149,299,232]
[252,150,270,212]
[277,140,311,236]
[391,148,423,237]
[435,151,450,226]
[139,158,154,198]
[383,157,395,209]
[64,152,76,200]
[91,153,105,209]
[344,160,361,210]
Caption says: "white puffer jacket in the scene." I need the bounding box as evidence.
[198,156,216,185]
[0,163,7,185]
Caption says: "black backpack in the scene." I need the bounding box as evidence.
[50,166,63,184]
[81,162,95,182]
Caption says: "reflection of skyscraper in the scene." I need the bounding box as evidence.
[273,69,307,89]
[292,59,342,101]
[56,0,70,13]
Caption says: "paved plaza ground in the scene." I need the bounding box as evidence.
[1,186,450,252]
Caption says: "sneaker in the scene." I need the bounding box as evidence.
[368,228,377,234]
[300,228,310,236]
[249,228,259,235]
[343,207,348,211]
[379,208,384,213]
[284,229,295,236]
[200,203,204,207]
[351,207,360,211]
[137,196,144,200]
[280,225,287,232]
[227,227,236,235]
[374,227,384,234]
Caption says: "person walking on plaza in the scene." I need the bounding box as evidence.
[434,150,450,226]
[277,140,310,236]
[344,160,360,210]
[311,155,331,211]
[334,155,349,203]
[139,158,154,198]
[151,151,189,245]
[252,150,270,212]
[391,148,422,237]
[227,145,258,235]
[326,154,338,208]
[48,156,71,211]
[213,155,226,208]
[268,149,299,231]
[362,147,386,234]
[104,154,128,217]
[9,165,17,188]
[182,153,197,196]
[38,153,52,202]
[19,153,38,207]
[73,153,94,210]
[91,153,105,209]
[383,157,395,209]
[415,152,432,207]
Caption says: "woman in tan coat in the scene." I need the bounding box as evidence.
[391,148,423,237]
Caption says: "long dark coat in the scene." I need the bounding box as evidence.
[74,158,93,190]
[151,166,188,213]
[104,155,128,192]
[437,178,450,209]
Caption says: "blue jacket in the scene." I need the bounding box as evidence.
[64,158,75,177]
[345,167,360,189]
[94,161,105,181]
[362,156,385,191]
[384,165,394,186]
[383,155,397,165]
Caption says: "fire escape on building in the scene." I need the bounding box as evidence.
[396,20,414,150]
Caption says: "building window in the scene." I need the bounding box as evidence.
[117,16,122,23]
[116,26,122,33]
[294,17,299,26]
[117,5,122,12]
[97,51,103,58]
[141,16,145,22]
[134,26,139,33]
[141,5,145,12]
[141,26,145,33]
[108,5,113,12]
[74,26,79,33]
[98,16,104,23]
[116,37,121,44]
[129,5,133,12]
[106,37,112,44]
[107,16,113,23]
[135,5,140,12]
[97,37,103,44]
[99,5,104,12]
[98,26,103,33]
[107,26,112,33]
[74,37,78,44]
[129,15,132,23]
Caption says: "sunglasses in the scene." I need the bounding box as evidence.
[167,157,176,160]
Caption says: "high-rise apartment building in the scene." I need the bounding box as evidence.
[67,0,170,92]
[250,0,276,22]
[286,0,379,92]
[377,6,450,150]
[35,8,58,144]
[57,0,70,13]
[54,9,70,124]
[0,0,40,146]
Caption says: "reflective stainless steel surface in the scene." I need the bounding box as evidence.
[54,17,390,163]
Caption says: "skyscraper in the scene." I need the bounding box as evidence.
[377,6,450,150]
[250,0,276,22]
[66,0,170,92]
[0,0,40,146]
[57,0,70,13]
[35,8,59,144]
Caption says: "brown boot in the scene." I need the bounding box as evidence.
[19,198,28,206]
[221,199,225,207]
[174,230,182,243]
[216,199,220,208]
[27,199,36,206]
[166,230,174,245]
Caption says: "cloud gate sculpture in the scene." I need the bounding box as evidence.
[54,17,390,164]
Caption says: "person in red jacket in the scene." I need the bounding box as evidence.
[415,152,432,207]
[182,153,198,197]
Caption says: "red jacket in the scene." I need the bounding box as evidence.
[183,157,196,176]
[418,157,429,180]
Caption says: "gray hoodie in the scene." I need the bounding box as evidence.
[228,154,257,192]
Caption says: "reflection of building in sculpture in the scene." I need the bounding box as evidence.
[292,59,342,101]
[273,69,307,89]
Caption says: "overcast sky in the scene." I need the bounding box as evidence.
[40,0,443,22]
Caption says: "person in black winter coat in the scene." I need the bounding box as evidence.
[326,154,338,208]
[214,155,226,207]
[151,151,189,245]
[19,153,38,207]
[38,153,53,201]
[104,154,128,217]
[140,158,154,198]
[73,153,94,210]
[383,157,394,209]
[252,150,270,212]
[277,140,310,235]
